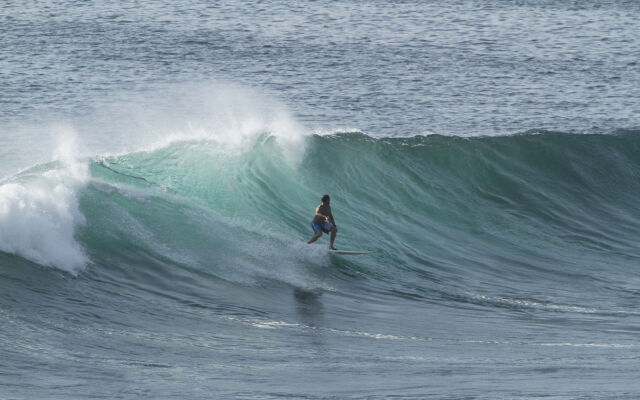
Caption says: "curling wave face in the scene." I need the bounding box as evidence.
[3,131,640,296]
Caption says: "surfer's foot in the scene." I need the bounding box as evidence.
[330,246,337,250]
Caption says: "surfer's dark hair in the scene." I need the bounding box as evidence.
[321,194,330,202]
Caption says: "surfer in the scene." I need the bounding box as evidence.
[307,194,338,250]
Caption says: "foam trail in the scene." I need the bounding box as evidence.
[0,128,89,274]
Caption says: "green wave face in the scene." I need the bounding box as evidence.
[63,131,640,298]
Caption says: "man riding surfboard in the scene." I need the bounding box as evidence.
[307,194,338,250]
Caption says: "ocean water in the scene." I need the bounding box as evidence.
[2,1,640,399]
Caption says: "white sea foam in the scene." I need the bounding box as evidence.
[0,128,89,274]
[470,294,600,314]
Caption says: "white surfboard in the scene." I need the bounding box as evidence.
[330,250,374,255]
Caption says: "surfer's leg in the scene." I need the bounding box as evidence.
[329,226,337,250]
[308,231,323,244]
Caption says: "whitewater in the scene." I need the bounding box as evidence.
[2,1,640,399]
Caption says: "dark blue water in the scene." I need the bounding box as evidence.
[2,1,640,399]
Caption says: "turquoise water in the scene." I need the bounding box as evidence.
[2,1,640,399]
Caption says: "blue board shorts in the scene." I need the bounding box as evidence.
[311,220,334,234]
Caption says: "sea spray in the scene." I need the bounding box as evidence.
[75,82,308,166]
[0,128,89,274]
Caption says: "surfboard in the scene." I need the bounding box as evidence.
[330,250,374,255]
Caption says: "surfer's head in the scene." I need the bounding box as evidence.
[321,194,330,204]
